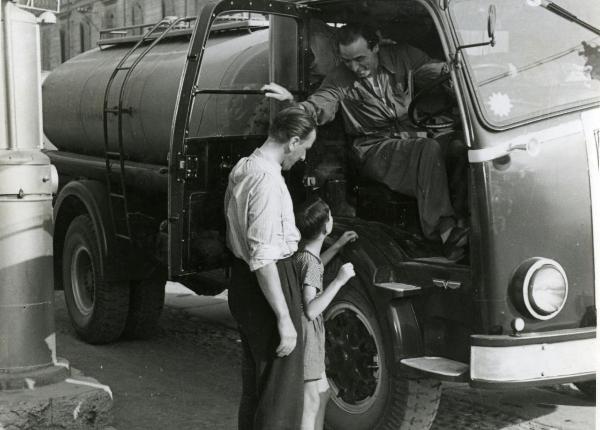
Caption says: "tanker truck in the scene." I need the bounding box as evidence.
[44,0,597,429]
[44,16,271,341]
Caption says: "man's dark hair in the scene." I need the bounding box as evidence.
[295,197,331,241]
[269,107,317,143]
[336,23,380,50]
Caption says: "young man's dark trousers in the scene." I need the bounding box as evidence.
[228,257,304,430]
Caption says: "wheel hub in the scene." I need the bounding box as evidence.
[70,244,95,316]
[325,303,381,413]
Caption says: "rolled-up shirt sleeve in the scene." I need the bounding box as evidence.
[246,173,284,271]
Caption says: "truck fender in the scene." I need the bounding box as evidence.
[53,179,118,287]
[326,219,424,364]
[323,225,440,430]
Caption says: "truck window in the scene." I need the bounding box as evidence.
[450,0,600,127]
[189,12,298,138]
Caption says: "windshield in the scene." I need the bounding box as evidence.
[450,0,600,126]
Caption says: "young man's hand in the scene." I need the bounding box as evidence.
[255,262,298,357]
[275,315,297,357]
[335,262,356,285]
[336,231,358,247]
[261,82,294,102]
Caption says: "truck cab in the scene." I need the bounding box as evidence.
[43,0,598,428]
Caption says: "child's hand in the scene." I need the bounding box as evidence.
[335,262,355,285]
[336,231,358,247]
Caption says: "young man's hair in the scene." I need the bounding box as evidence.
[295,197,331,241]
[268,107,317,143]
[336,23,380,50]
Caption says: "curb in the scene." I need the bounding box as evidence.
[0,370,113,429]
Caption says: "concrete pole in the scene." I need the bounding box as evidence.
[0,4,113,426]
[0,0,66,390]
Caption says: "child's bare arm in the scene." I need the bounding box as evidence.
[303,263,355,320]
[321,231,358,266]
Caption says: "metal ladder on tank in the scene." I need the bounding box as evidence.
[102,16,194,242]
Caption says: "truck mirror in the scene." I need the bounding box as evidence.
[454,4,497,63]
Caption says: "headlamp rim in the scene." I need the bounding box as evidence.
[521,257,568,320]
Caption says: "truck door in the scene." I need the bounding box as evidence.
[167,0,309,279]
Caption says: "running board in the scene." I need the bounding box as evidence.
[401,357,469,382]
[374,282,421,297]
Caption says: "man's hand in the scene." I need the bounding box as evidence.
[261,82,294,102]
[255,262,298,357]
[335,231,358,248]
[276,315,297,357]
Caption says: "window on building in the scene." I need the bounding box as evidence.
[79,23,86,53]
[132,3,143,34]
[104,10,115,29]
[60,28,67,62]
[162,0,175,17]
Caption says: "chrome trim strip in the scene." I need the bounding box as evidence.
[471,327,596,348]
[471,327,595,347]
[468,120,582,163]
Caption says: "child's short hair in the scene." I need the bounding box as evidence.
[295,197,331,241]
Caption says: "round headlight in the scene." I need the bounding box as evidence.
[512,258,568,320]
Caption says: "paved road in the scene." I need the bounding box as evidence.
[54,285,596,430]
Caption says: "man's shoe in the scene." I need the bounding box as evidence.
[442,226,469,260]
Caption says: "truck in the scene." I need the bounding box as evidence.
[42,0,598,428]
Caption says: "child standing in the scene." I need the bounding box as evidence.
[294,197,358,430]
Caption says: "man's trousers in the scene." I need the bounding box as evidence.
[359,137,455,239]
[228,257,304,430]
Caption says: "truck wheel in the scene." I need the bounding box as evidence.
[324,284,442,430]
[575,381,596,400]
[62,215,129,344]
[122,277,166,339]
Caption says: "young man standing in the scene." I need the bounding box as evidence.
[224,107,317,430]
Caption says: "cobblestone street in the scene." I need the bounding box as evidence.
[54,288,596,430]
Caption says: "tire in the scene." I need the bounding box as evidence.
[324,276,441,430]
[122,277,166,339]
[575,380,596,400]
[62,215,129,344]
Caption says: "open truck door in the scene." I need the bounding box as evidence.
[167,0,309,281]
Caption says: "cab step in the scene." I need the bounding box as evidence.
[401,356,469,382]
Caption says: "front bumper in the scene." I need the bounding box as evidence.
[470,327,596,388]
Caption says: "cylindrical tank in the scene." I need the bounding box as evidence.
[43,28,269,166]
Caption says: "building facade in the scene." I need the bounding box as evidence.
[41,0,203,70]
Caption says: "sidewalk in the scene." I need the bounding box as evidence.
[164,282,237,330]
